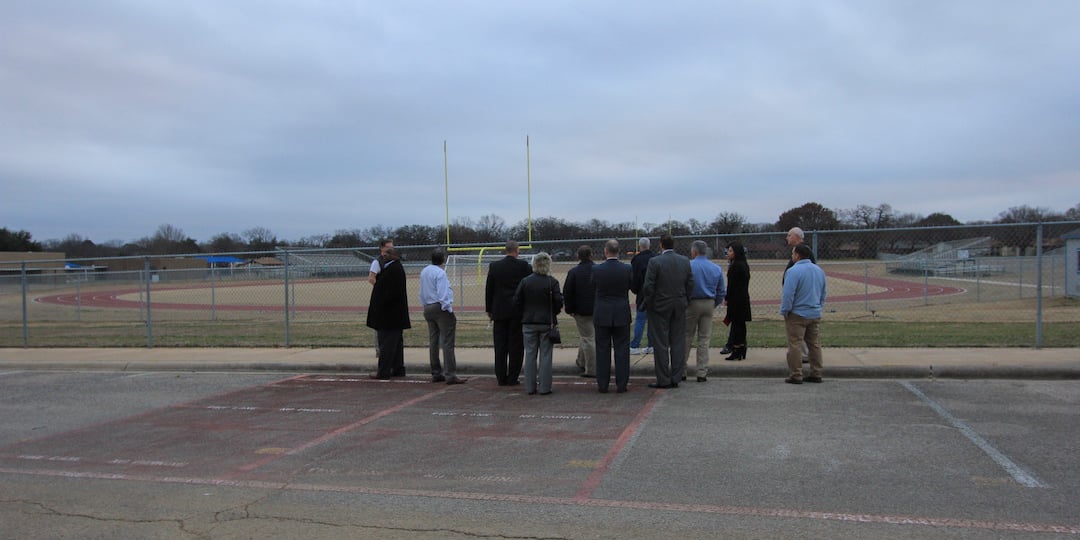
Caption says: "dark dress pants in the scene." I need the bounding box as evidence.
[648,308,687,386]
[376,328,405,378]
[595,323,631,391]
[493,317,524,384]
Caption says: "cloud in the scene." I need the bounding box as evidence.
[2,1,1078,243]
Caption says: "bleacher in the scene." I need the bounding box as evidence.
[287,252,369,278]
[885,237,1004,276]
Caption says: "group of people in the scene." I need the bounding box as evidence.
[364,228,828,391]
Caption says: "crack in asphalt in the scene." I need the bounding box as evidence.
[1,498,206,538]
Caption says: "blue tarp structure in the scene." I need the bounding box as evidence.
[65,262,82,269]
[200,256,245,264]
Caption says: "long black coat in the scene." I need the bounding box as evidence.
[725,260,752,323]
[366,259,411,331]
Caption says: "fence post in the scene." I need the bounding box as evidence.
[975,256,981,302]
[144,256,153,348]
[282,249,291,347]
[1035,223,1043,349]
[923,259,929,306]
[210,263,217,322]
[20,262,28,348]
[863,262,869,312]
[1017,252,1024,299]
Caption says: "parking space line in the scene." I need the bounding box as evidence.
[574,389,664,500]
[900,381,1047,488]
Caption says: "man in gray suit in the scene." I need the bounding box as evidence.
[642,234,693,389]
[591,239,634,393]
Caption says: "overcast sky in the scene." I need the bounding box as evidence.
[3,1,1079,244]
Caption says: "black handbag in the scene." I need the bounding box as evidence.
[547,279,561,344]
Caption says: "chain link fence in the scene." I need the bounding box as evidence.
[2,222,1077,348]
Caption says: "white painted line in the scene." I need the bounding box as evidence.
[519,414,591,420]
[0,371,23,377]
[189,405,342,413]
[900,381,1047,488]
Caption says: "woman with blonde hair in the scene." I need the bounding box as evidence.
[513,252,563,395]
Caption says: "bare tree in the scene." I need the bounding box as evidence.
[242,227,278,251]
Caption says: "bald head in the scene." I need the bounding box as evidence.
[786,227,804,247]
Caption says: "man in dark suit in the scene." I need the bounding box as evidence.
[485,240,533,385]
[591,239,634,393]
[642,234,693,389]
[366,248,410,379]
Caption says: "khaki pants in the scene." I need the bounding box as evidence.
[684,299,715,378]
[785,313,823,380]
[573,314,596,376]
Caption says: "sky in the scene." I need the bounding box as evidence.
[3,1,1079,245]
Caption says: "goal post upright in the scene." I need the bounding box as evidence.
[443,136,535,284]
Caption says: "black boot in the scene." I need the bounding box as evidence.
[724,345,746,361]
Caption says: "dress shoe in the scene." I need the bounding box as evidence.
[616,387,628,393]
[539,391,552,395]
[697,376,707,383]
[369,373,390,380]
[598,387,609,394]
[446,377,466,385]
[391,371,407,377]
[647,382,671,389]
[431,375,447,383]
[527,390,537,395]
[508,380,521,386]
[784,376,803,385]
[581,373,595,378]
[804,376,823,383]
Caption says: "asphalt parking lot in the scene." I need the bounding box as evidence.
[1,371,1078,539]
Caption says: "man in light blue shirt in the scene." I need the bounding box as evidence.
[780,244,827,384]
[685,240,725,382]
[419,249,464,384]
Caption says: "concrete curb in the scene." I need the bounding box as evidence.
[3,362,1079,379]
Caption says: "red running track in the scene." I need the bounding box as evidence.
[34,273,964,313]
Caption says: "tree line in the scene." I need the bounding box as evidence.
[3,201,1078,258]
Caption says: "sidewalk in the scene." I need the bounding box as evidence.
[1,346,1077,379]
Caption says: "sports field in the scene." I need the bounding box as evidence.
[2,260,1077,348]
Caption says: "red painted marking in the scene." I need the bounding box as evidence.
[575,389,663,500]
[2,467,1076,535]
[219,388,446,479]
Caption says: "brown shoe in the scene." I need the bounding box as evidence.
[805,376,823,383]
[784,376,803,385]
[446,377,466,385]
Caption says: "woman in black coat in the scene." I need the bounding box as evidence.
[723,241,752,361]
[366,249,411,378]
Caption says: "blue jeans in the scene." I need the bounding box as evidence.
[630,308,652,349]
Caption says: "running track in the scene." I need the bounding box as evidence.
[34,272,964,313]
